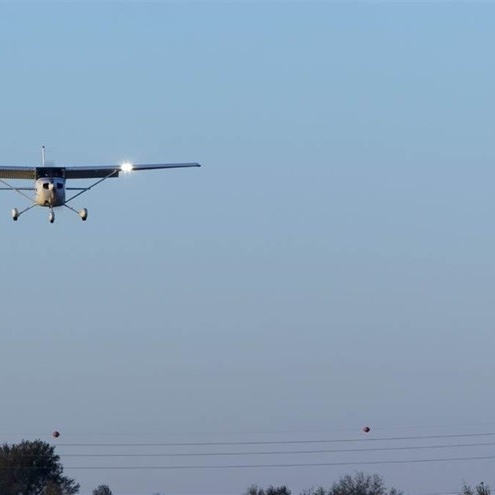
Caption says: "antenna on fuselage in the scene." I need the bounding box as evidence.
[41,146,45,167]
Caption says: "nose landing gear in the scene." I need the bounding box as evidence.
[49,209,55,223]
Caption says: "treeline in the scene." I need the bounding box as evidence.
[0,440,490,495]
[244,473,490,495]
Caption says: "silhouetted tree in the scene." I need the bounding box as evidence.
[301,487,328,495]
[326,472,402,495]
[461,482,491,495]
[0,439,79,495]
[93,485,113,495]
[246,485,291,495]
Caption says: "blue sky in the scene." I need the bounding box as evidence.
[1,2,495,494]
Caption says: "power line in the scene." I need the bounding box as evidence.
[5,439,495,459]
[6,420,495,437]
[53,431,495,447]
[58,453,495,469]
[52,440,495,457]
[4,453,495,470]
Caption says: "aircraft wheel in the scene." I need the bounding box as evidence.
[11,208,19,221]
[49,212,55,224]
[79,208,88,221]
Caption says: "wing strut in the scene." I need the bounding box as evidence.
[0,178,35,203]
[64,169,119,204]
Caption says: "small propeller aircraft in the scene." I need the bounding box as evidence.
[0,147,200,223]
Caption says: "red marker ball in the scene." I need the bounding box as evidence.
[52,431,60,438]
[362,426,370,433]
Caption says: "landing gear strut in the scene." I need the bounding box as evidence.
[11,205,36,221]
[64,204,88,221]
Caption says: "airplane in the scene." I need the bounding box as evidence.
[0,147,200,223]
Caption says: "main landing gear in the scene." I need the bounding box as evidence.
[11,206,88,223]
[79,208,88,221]
[64,205,88,222]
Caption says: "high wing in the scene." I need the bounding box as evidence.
[64,162,200,179]
[0,163,200,180]
[0,166,36,180]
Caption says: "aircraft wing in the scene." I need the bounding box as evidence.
[64,162,201,179]
[0,166,36,180]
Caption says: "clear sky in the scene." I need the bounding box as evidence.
[0,1,495,494]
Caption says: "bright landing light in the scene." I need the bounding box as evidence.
[121,162,134,173]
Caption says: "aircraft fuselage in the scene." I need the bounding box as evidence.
[35,178,66,207]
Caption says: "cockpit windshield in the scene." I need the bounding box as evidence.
[36,168,65,179]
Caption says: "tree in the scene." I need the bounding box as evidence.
[301,488,328,495]
[461,482,491,495]
[326,472,402,495]
[246,485,291,495]
[93,485,113,495]
[0,439,79,495]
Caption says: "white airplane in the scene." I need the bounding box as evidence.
[0,147,200,223]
